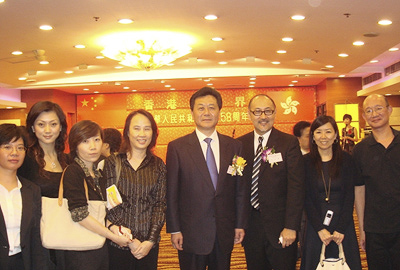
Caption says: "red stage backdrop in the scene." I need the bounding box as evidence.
[77,87,316,160]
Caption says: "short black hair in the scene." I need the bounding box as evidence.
[103,128,122,153]
[69,120,103,159]
[293,121,311,138]
[0,124,27,147]
[190,87,222,111]
[343,114,352,121]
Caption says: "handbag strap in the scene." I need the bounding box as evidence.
[319,243,347,266]
[58,166,89,206]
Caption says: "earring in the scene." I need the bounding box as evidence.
[334,138,339,144]
[31,126,35,133]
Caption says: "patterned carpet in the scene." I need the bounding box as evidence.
[157,210,368,269]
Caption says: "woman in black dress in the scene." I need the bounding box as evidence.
[341,114,358,154]
[18,101,69,270]
[300,115,361,270]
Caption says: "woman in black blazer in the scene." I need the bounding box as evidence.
[0,123,46,270]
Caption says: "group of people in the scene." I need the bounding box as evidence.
[0,88,398,270]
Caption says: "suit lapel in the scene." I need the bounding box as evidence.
[217,134,232,190]
[186,132,215,190]
[0,205,8,245]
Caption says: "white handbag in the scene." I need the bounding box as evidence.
[316,243,351,270]
[40,169,106,250]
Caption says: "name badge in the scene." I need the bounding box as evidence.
[268,153,283,163]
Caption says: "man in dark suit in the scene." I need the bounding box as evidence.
[166,87,248,270]
[237,94,305,270]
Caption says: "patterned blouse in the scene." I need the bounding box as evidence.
[104,152,166,249]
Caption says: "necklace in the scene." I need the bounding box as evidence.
[321,169,331,203]
[45,155,57,170]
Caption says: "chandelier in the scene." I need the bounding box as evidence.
[100,32,192,71]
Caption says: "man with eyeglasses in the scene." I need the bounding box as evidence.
[237,94,305,270]
[354,94,400,270]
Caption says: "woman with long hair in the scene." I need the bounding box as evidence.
[104,109,167,270]
[18,101,69,269]
[300,115,361,270]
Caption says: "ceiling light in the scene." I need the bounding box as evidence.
[385,93,392,96]
[132,90,137,92]
[292,80,298,83]
[291,15,305,21]
[100,31,193,71]
[94,91,99,94]
[271,61,280,64]
[207,83,213,86]
[83,88,89,91]
[277,50,286,54]
[39,25,53,30]
[114,66,123,69]
[96,55,105,59]
[118,18,133,24]
[0,0,5,3]
[212,37,223,41]
[289,84,295,87]
[166,63,174,66]
[26,79,36,82]
[64,71,73,74]
[353,41,364,46]
[282,37,293,42]
[6,107,13,109]
[378,19,392,26]
[249,85,255,88]
[389,47,399,52]
[165,84,171,88]
[338,75,345,77]
[203,78,211,82]
[74,44,86,49]
[115,82,121,85]
[123,86,130,89]
[215,50,225,53]
[370,60,379,63]
[325,65,334,68]
[18,77,27,81]
[40,60,49,65]
[338,53,348,57]
[250,77,256,80]
[170,88,176,90]
[218,61,227,65]
[12,51,23,55]
[250,81,255,84]
[204,15,218,20]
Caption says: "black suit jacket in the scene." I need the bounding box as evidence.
[166,131,248,255]
[0,177,46,270]
[237,128,305,249]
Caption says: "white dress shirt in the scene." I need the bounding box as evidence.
[196,128,220,173]
[253,130,272,155]
[0,178,22,256]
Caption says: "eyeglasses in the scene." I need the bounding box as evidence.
[0,144,27,153]
[250,109,275,116]
[364,105,388,116]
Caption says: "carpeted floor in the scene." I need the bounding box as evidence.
[157,209,368,269]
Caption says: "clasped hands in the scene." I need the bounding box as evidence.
[318,229,344,246]
[110,225,153,260]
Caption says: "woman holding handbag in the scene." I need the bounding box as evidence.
[104,109,167,270]
[63,120,131,270]
[0,124,46,270]
[300,115,361,270]
[18,101,69,270]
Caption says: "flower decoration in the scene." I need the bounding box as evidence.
[261,146,278,168]
[231,155,247,176]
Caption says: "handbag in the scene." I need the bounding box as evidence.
[316,243,351,270]
[40,168,107,250]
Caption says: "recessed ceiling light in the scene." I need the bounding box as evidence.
[12,51,23,55]
[277,50,286,54]
[282,37,293,42]
[291,15,305,21]
[96,55,105,59]
[207,83,213,86]
[385,93,392,96]
[40,60,49,65]
[353,41,364,46]
[218,61,228,65]
[292,80,298,83]
[204,14,218,20]
[389,47,399,52]
[370,60,379,63]
[115,82,121,86]
[94,91,99,94]
[203,78,211,82]
[165,84,171,88]
[118,18,133,24]
[289,84,295,87]
[26,79,36,82]
[378,19,392,26]
[115,66,123,69]
[123,86,130,89]
[132,90,137,92]
[249,85,255,88]
[74,44,85,49]
[170,88,176,91]
[64,71,73,74]
[250,81,256,84]
[339,75,346,77]
[338,53,349,57]
[215,50,225,53]
[271,61,280,65]
[6,107,13,109]
[325,65,334,68]
[212,37,223,41]
[39,25,53,30]
[18,77,27,81]
[250,77,256,80]
[83,88,89,91]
